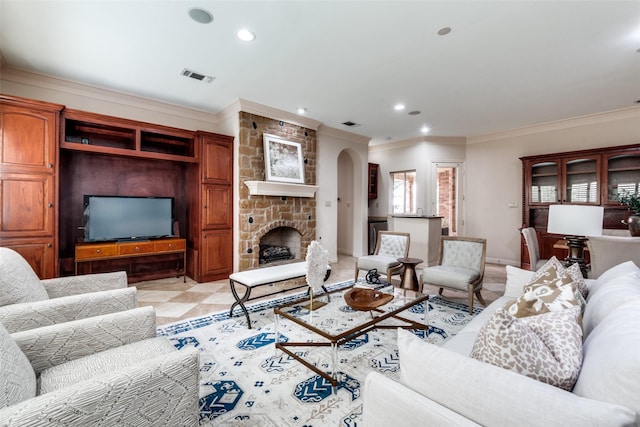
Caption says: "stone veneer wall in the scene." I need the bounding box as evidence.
[238,112,317,271]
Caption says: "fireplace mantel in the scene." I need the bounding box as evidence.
[244,181,319,198]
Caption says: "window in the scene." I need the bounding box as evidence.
[391,170,416,214]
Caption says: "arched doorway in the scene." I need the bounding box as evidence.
[337,150,355,255]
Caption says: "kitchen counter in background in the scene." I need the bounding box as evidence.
[390,215,443,267]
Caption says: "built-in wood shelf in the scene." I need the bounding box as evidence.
[244,181,319,198]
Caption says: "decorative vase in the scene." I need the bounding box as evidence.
[626,212,640,237]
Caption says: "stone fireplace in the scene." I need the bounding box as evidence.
[238,112,317,271]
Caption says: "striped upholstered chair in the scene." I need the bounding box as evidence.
[0,306,199,426]
[354,231,410,284]
[0,247,136,333]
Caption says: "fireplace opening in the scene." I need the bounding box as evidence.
[258,226,301,265]
[259,244,293,264]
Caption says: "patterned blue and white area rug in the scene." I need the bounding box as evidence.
[157,280,482,426]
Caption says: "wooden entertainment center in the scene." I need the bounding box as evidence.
[75,238,187,281]
[0,94,233,283]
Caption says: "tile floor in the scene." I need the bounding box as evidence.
[135,255,507,326]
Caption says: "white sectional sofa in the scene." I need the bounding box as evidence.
[363,261,640,426]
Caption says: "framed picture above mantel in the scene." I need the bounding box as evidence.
[263,134,305,184]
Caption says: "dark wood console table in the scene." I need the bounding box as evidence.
[75,238,187,282]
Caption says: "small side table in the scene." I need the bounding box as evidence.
[397,257,423,292]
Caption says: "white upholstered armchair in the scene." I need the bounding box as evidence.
[421,236,487,314]
[0,306,199,426]
[355,231,410,284]
[0,247,136,333]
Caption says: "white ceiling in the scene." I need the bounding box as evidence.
[1,1,639,144]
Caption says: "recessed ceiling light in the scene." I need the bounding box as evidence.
[394,104,405,111]
[297,107,307,114]
[437,27,452,36]
[237,29,256,41]
[421,125,430,134]
[189,8,213,24]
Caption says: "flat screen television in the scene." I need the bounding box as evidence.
[83,195,174,242]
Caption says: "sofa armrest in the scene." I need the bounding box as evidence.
[0,348,199,427]
[0,287,137,333]
[363,372,480,427]
[42,271,128,297]
[397,329,637,427]
[12,306,157,373]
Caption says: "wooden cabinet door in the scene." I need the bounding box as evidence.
[202,185,231,229]
[0,173,54,237]
[525,159,560,205]
[368,163,379,199]
[602,150,640,205]
[201,229,232,279]
[2,238,56,279]
[561,155,600,204]
[1,104,57,172]
[201,134,233,185]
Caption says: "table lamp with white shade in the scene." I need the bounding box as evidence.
[547,204,604,276]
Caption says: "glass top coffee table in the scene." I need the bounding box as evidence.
[273,284,429,386]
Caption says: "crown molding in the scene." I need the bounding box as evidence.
[0,66,218,126]
[369,135,467,152]
[234,98,323,131]
[317,124,371,145]
[468,106,640,144]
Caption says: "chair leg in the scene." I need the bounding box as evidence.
[438,288,444,296]
[475,289,486,307]
[354,263,360,283]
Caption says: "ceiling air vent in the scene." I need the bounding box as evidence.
[180,68,215,83]
[341,121,360,127]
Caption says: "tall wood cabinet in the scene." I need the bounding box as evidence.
[0,96,64,278]
[520,144,640,269]
[187,132,234,282]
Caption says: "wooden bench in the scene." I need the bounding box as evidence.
[229,262,331,328]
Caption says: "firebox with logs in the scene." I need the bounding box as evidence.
[259,244,294,264]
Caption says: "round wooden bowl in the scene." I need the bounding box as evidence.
[344,287,394,311]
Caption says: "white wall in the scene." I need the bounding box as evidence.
[316,126,370,262]
[465,107,640,265]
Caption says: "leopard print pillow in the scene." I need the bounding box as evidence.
[532,256,588,298]
[471,306,583,391]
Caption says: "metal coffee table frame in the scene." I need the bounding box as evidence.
[274,286,429,386]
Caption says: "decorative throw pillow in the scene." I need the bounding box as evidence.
[471,306,583,391]
[504,281,580,318]
[532,256,588,298]
[503,259,583,317]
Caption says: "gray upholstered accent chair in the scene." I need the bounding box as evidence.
[0,306,199,426]
[421,236,487,314]
[355,231,410,284]
[521,227,548,271]
[0,247,136,333]
[586,235,640,279]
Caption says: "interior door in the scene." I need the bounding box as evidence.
[431,162,463,236]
